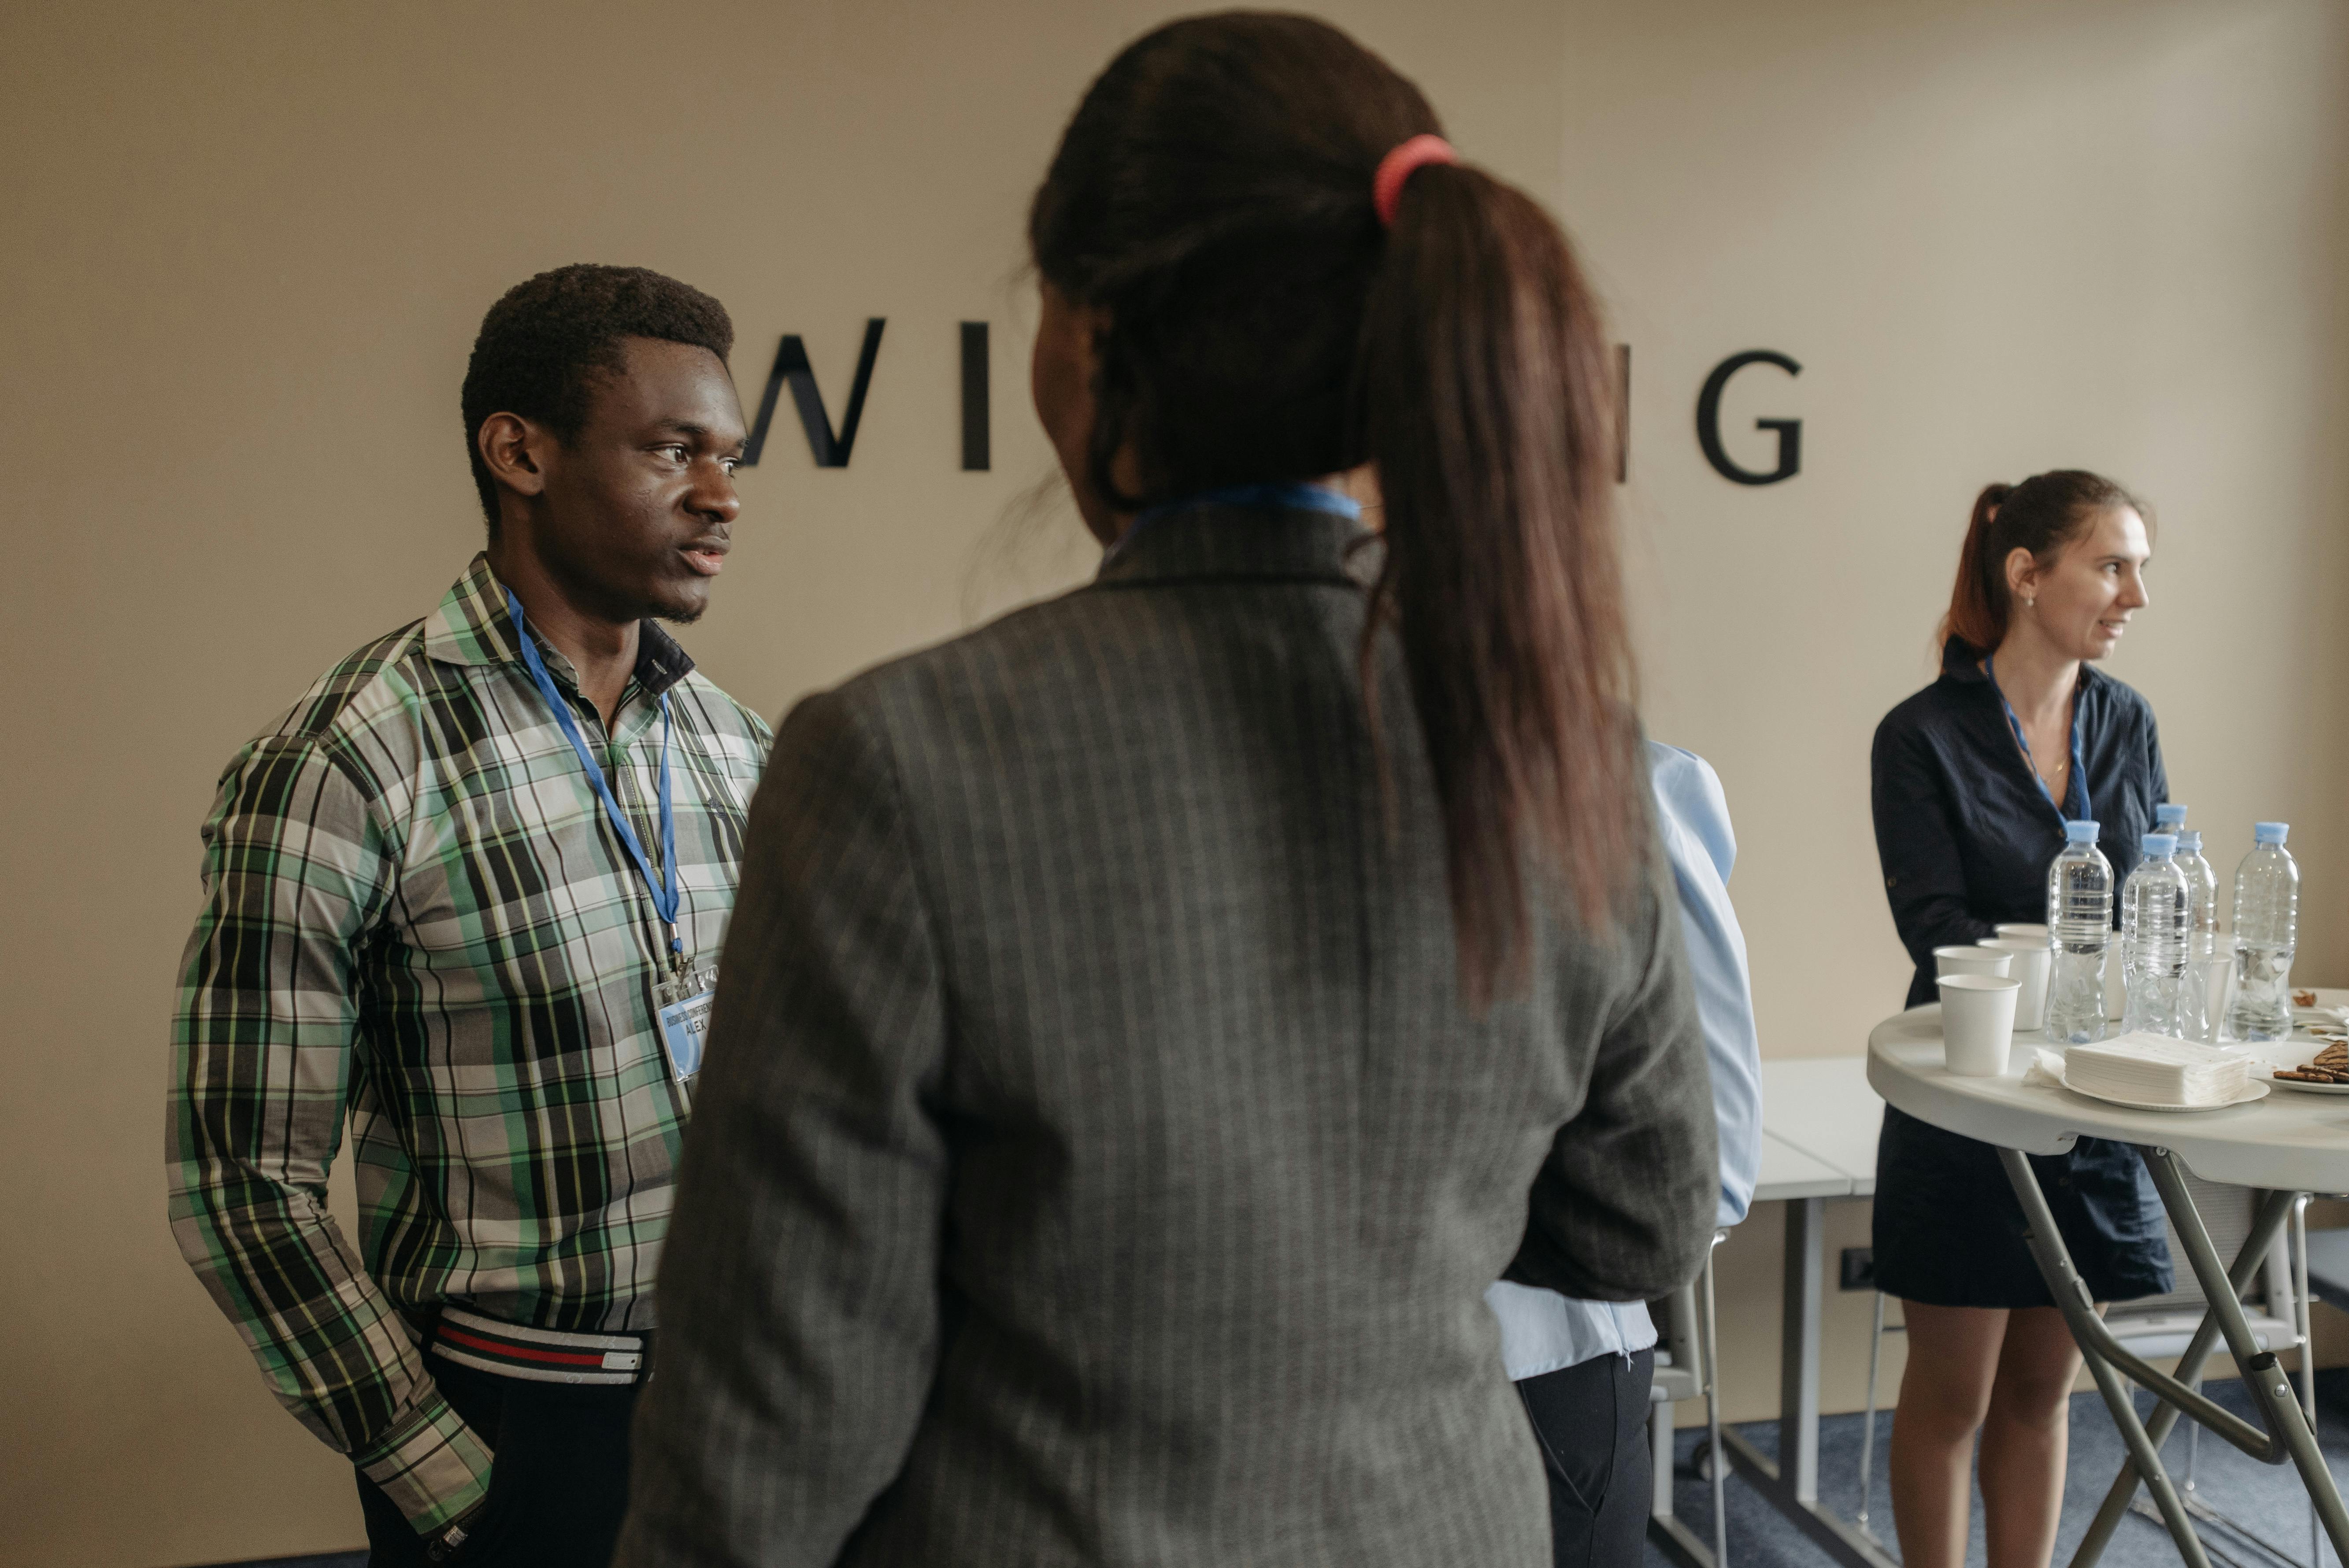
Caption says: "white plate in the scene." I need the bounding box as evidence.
[2260,1067,2349,1096]
[2049,1066,2270,1113]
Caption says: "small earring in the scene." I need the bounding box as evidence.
[2023,596,2035,608]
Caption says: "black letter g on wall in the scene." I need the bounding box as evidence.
[1696,350,1801,486]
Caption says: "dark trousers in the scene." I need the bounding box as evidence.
[1516,1348,1656,1568]
[356,1352,640,1567]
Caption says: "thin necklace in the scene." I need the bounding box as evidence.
[1986,654,2079,811]
[2014,700,2072,790]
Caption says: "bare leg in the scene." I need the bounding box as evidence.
[1980,1305,2090,1568]
[1890,1302,2008,1568]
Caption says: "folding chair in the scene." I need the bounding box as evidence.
[1649,1232,1730,1568]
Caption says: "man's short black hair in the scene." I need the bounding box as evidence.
[461,263,735,528]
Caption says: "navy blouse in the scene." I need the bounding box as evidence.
[1871,638,2168,1008]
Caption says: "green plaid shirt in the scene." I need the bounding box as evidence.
[168,555,770,1531]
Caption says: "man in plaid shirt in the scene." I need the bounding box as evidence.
[169,265,771,1565]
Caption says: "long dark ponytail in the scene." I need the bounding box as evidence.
[1030,11,1638,1008]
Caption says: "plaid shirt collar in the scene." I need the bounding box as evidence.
[422,552,697,699]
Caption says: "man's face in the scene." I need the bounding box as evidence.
[532,337,747,625]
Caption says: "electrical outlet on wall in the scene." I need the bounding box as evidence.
[1839,1247,1876,1291]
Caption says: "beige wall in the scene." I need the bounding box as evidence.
[1574,0,2349,1056]
[1559,0,2349,1426]
[0,1,2342,1563]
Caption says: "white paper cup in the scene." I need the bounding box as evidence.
[1939,974,2022,1076]
[1977,938,2053,1031]
[2103,946,2127,1020]
[1994,923,2051,943]
[1935,945,2013,980]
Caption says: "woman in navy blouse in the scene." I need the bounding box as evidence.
[1870,471,2173,1568]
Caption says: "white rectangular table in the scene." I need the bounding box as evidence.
[1756,1058,1881,1198]
[1756,1130,1855,1201]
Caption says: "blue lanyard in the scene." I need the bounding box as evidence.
[1985,650,2089,824]
[504,590,683,966]
[1119,482,1364,549]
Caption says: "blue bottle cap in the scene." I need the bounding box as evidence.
[2156,804,2188,827]
[2256,821,2290,845]
[2176,830,2202,852]
[2142,833,2177,857]
[2064,819,2100,843]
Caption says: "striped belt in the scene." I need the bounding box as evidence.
[426,1306,650,1386]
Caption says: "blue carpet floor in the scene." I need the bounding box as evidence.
[208,1374,2349,1568]
[1652,1372,2349,1568]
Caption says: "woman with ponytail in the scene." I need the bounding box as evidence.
[619,14,1718,1568]
[1870,471,2171,1568]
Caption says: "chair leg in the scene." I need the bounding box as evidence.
[1857,1290,1884,1538]
[1653,1396,1677,1519]
[1704,1232,1729,1568]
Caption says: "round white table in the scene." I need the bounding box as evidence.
[1868,995,2349,1568]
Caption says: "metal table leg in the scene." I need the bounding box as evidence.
[2075,1185,2297,1568]
[2146,1155,2349,1561]
[2128,1196,2329,1568]
[1722,1195,1900,1568]
[2296,1196,2320,1568]
[1995,1147,2349,1568]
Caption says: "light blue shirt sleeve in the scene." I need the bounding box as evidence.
[1489,741,1764,1379]
[1645,742,1763,1228]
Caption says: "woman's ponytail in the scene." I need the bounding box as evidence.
[1030,12,1649,1009]
[1941,482,2014,655]
[1359,165,1641,1008]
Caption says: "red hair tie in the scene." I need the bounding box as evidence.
[1373,134,1457,227]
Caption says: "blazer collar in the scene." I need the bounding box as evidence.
[1940,636,1987,682]
[1094,504,1377,589]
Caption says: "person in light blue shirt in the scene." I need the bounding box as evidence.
[1489,741,1764,1568]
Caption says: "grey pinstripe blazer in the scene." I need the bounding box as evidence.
[617,504,1718,1568]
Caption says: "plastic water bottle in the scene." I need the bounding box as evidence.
[2121,833,2190,1037]
[2145,803,2191,993]
[2227,823,2300,1042]
[2173,829,2222,1039]
[2045,819,2114,1045]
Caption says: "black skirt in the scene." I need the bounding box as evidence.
[1871,1105,2174,1309]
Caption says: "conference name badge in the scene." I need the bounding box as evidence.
[656,962,718,1082]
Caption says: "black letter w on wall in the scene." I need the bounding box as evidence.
[741,319,886,467]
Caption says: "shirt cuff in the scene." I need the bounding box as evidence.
[355,1391,494,1533]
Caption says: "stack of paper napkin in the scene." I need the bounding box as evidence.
[2061,1034,2249,1108]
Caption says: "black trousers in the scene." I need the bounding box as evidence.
[356,1352,640,1567]
[1515,1349,1656,1568]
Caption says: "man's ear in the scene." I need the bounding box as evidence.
[478,412,551,501]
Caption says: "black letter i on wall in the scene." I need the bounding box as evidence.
[961,322,990,471]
